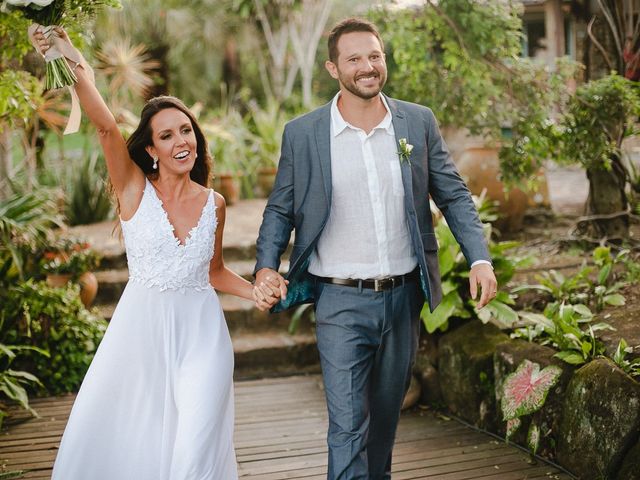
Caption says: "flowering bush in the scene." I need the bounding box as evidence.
[41,237,100,278]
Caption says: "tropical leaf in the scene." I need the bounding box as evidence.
[553,350,586,365]
[421,290,467,333]
[604,294,625,306]
[597,263,612,285]
[501,360,562,420]
[527,422,541,455]
[506,417,521,440]
[477,299,518,328]
[572,303,593,319]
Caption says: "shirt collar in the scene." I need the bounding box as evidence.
[330,92,393,137]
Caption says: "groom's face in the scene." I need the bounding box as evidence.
[326,31,387,100]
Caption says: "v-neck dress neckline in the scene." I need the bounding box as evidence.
[147,178,213,248]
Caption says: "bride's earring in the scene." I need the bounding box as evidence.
[152,155,158,170]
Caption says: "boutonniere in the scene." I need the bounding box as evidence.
[397,138,413,164]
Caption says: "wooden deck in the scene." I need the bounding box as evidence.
[0,375,573,479]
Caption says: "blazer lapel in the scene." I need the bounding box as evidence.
[387,97,415,212]
[314,106,332,203]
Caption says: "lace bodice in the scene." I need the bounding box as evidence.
[120,178,217,292]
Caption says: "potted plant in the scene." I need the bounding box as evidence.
[248,101,287,198]
[41,238,100,307]
[203,110,252,205]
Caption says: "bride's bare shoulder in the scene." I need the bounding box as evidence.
[213,191,226,210]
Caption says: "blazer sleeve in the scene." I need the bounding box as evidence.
[254,125,296,275]
[423,108,491,265]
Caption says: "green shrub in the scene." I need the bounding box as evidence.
[421,196,531,333]
[65,152,113,226]
[0,342,48,428]
[0,191,62,284]
[1,280,107,395]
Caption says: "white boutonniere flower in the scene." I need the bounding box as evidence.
[398,138,413,164]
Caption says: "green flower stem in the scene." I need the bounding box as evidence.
[44,57,77,91]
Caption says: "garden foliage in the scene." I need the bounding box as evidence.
[500,359,562,455]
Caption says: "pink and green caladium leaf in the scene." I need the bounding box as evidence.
[527,422,540,455]
[506,417,521,440]
[501,360,562,421]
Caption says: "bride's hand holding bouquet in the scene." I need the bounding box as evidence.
[2,0,119,90]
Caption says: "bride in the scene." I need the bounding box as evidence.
[31,26,278,480]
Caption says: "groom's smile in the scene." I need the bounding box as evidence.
[326,31,388,100]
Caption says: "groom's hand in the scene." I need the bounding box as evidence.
[255,268,289,303]
[470,263,497,309]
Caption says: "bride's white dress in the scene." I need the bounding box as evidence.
[51,178,238,480]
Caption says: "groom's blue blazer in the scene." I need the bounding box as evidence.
[254,94,490,313]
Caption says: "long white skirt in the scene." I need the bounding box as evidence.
[51,281,238,480]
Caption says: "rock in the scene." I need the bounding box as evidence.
[401,375,421,411]
[493,340,575,460]
[557,358,640,479]
[415,359,443,406]
[438,320,510,429]
[618,439,640,480]
[419,332,440,367]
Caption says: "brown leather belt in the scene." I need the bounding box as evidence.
[316,269,419,292]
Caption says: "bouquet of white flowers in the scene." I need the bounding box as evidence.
[1,0,120,90]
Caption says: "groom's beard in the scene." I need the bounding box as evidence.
[338,67,387,100]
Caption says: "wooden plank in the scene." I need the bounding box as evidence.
[0,375,573,479]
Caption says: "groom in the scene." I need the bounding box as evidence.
[254,17,497,479]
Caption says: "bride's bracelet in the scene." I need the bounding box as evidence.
[68,59,82,72]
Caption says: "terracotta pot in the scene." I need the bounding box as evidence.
[256,167,278,198]
[46,273,72,288]
[456,146,529,232]
[78,271,99,308]
[214,173,240,205]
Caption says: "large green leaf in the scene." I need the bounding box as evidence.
[604,294,625,306]
[476,298,518,328]
[553,351,586,365]
[421,291,466,333]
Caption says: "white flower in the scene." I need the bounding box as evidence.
[398,138,414,163]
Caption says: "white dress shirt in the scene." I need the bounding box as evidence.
[307,93,418,280]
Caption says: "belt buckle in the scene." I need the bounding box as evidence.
[374,278,393,292]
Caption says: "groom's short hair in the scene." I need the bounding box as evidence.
[328,18,384,63]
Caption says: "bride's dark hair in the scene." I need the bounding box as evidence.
[126,96,212,187]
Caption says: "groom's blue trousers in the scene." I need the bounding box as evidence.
[313,278,422,480]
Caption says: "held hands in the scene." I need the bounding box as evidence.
[252,268,289,311]
[469,263,498,309]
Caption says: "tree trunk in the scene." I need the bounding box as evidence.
[146,43,170,99]
[222,37,241,95]
[585,156,629,239]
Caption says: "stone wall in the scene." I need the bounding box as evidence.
[415,320,640,480]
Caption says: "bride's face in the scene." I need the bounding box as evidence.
[146,108,198,175]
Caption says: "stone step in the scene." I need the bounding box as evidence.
[94,260,290,306]
[232,331,320,380]
[98,244,277,271]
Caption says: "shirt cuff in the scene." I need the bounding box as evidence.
[470,260,493,269]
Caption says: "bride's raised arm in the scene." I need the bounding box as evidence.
[31,27,144,212]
